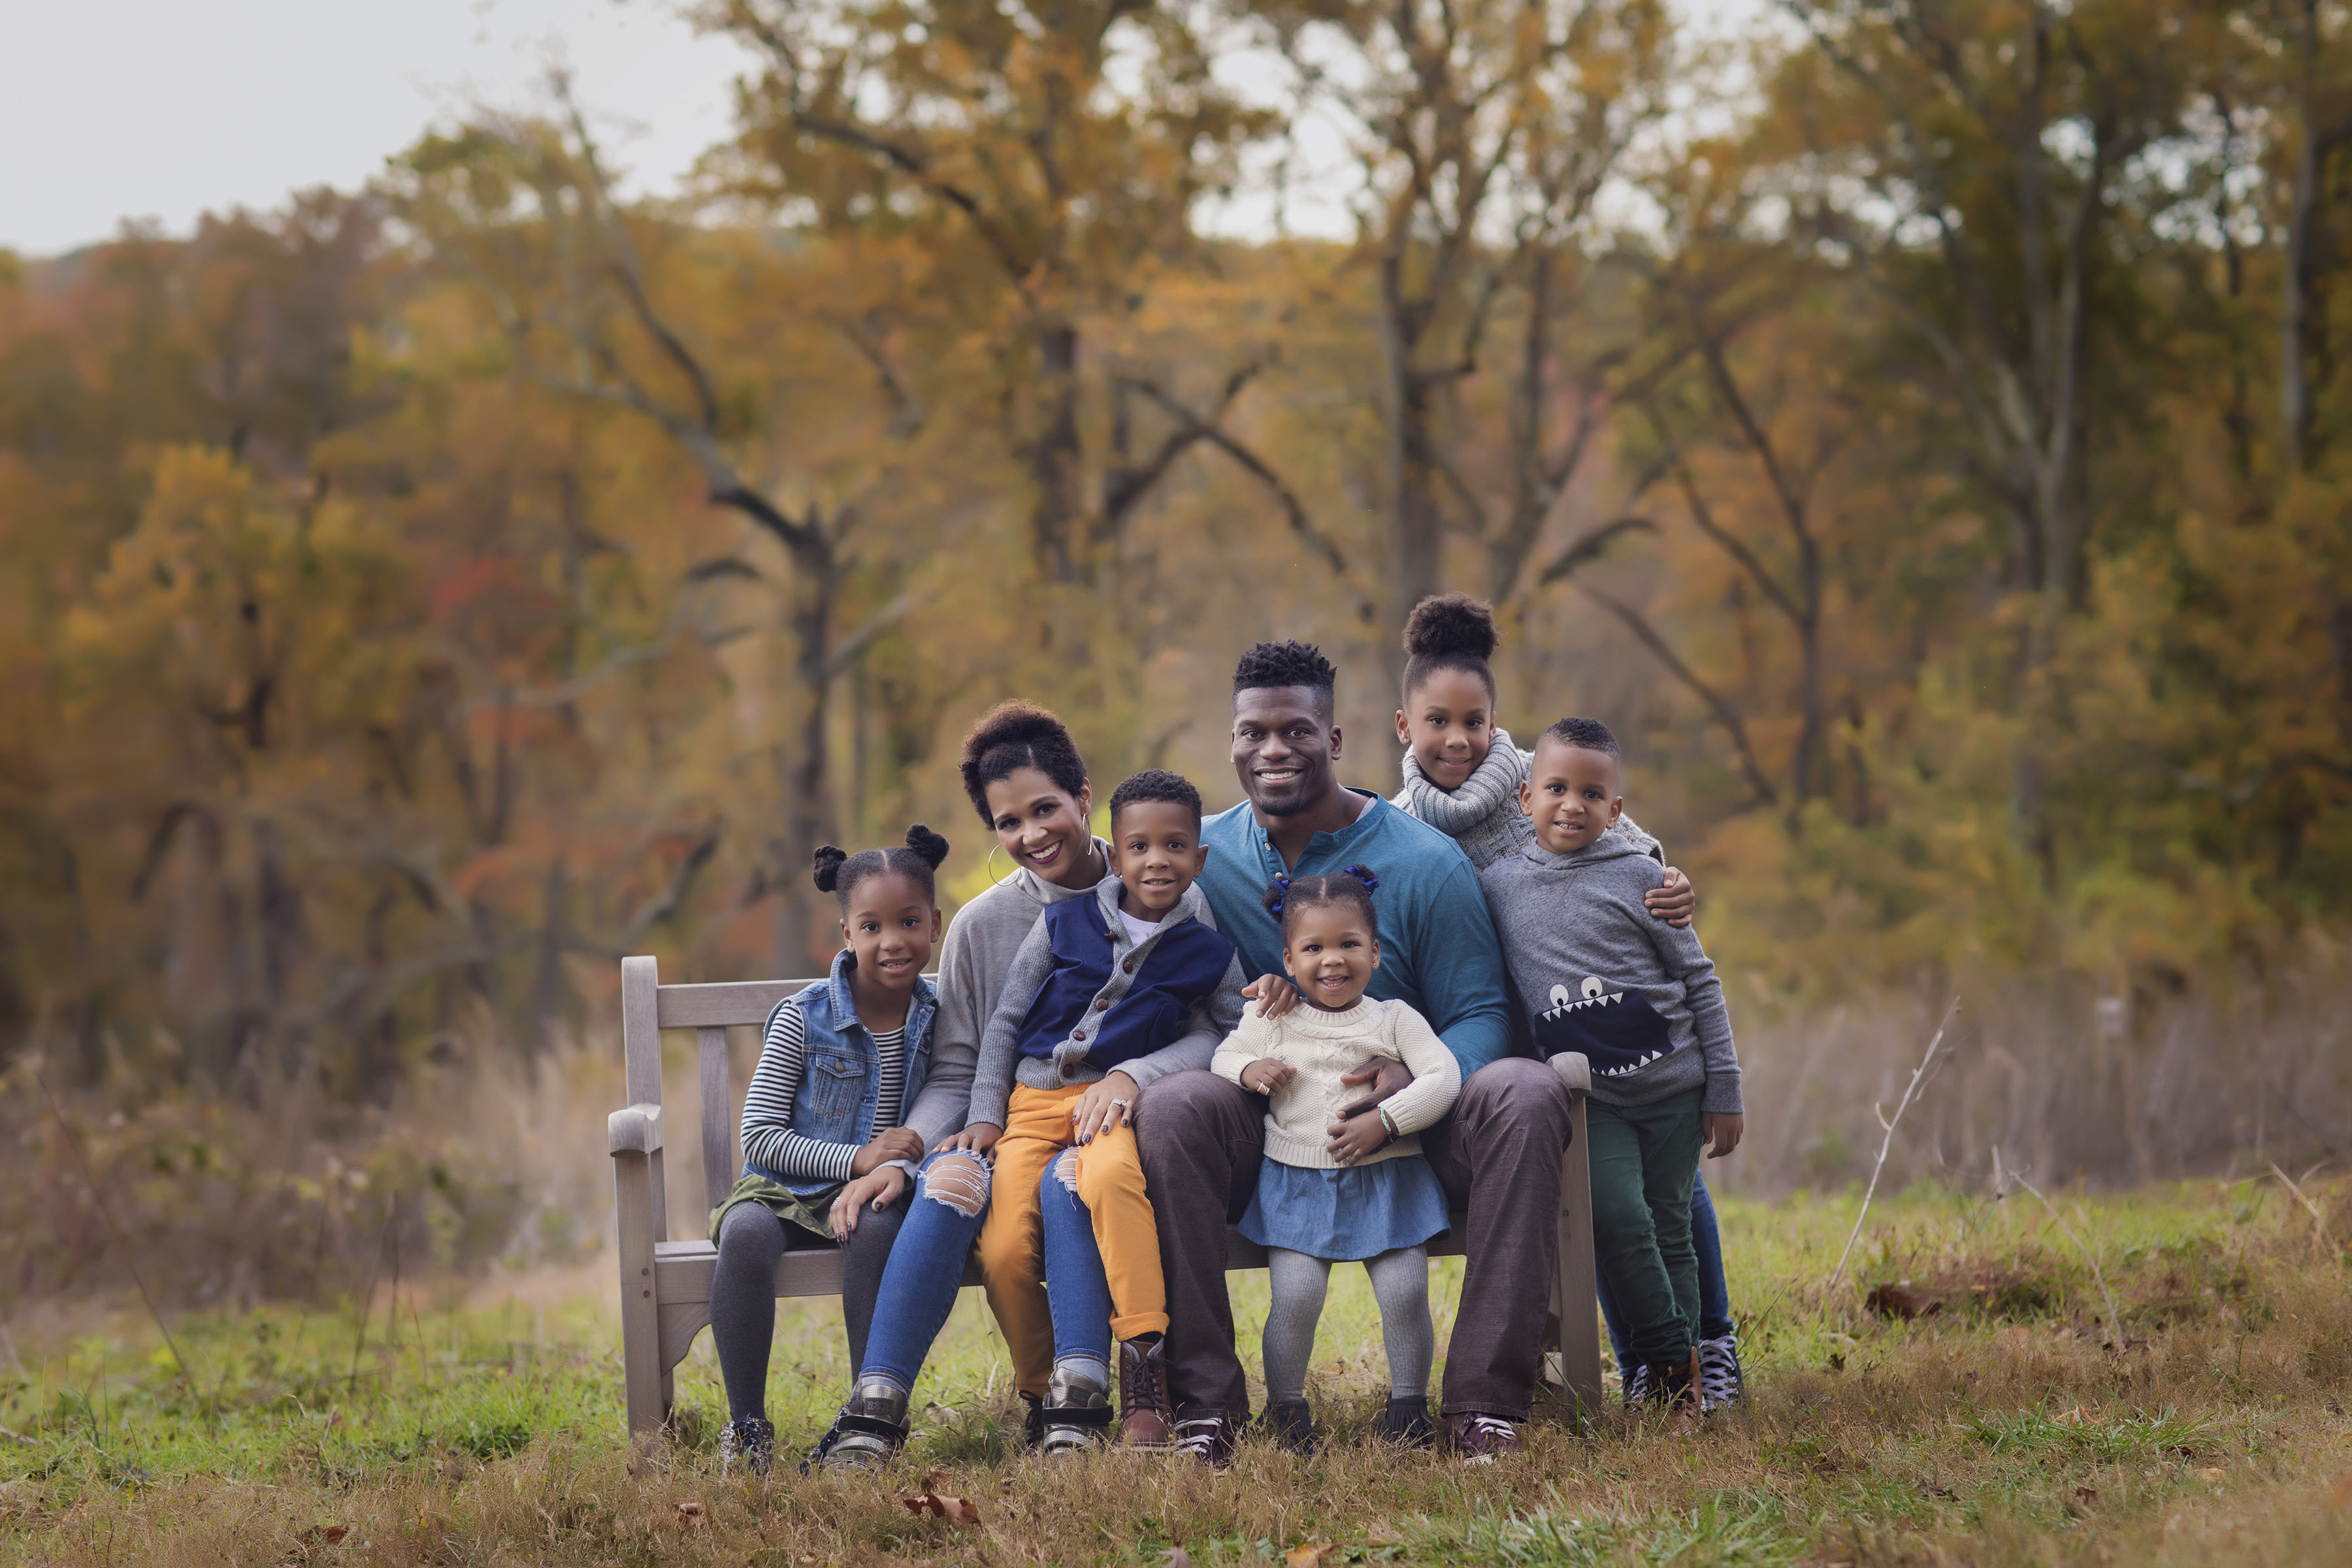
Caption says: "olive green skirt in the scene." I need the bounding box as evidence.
[708,1171,846,1244]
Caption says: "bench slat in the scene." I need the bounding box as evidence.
[649,1219,1470,1309]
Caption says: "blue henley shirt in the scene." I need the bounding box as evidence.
[1196,788,1514,1075]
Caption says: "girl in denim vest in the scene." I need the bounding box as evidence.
[709,826,976,1474]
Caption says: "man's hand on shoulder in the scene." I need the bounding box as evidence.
[1644,866,1695,928]
[1242,973,1301,1020]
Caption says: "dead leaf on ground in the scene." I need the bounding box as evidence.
[298,1526,350,1546]
[2329,1473,2352,1509]
[904,1492,983,1524]
[1166,1551,1194,1568]
[2196,1467,2227,1482]
[1865,1282,1944,1320]
[2075,1486,2099,1503]
[2052,1405,2091,1426]
[674,1502,706,1526]
[1284,1545,1340,1568]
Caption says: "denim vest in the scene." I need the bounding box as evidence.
[748,949,937,1198]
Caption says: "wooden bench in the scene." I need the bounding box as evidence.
[610,954,1604,1437]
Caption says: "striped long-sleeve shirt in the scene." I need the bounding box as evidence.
[738,999,907,1184]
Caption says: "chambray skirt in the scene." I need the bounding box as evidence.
[1240,1153,1450,1262]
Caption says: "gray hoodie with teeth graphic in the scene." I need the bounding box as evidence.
[1478,833,1742,1113]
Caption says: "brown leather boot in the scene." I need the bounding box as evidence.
[1117,1336,1175,1448]
[1645,1350,1703,1433]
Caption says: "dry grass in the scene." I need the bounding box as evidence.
[5,1176,2349,1567]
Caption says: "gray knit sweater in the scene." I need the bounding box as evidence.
[1394,727,1661,871]
[1478,833,1741,1114]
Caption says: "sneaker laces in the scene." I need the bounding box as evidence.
[1620,1362,1653,1408]
[1172,1416,1227,1459]
[1697,1335,1741,1409]
[1458,1414,1515,1446]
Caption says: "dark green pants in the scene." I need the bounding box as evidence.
[1587,1086,1705,1370]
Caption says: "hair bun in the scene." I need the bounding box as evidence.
[811,844,849,892]
[962,700,1070,763]
[903,824,950,870]
[1403,593,1499,661]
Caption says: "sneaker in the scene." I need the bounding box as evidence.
[1442,1412,1520,1464]
[806,1377,909,1472]
[1374,1395,1434,1449]
[1697,1334,1742,1411]
[1258,1397,1317,1454]
[1171,1413,1237,1465]
[718,1416,774,1477]
[1117,1337,1175,1448]
[1619,1362,1653,1410]
[1021,1391,1046,1450]
[1040,1358,1114,1458]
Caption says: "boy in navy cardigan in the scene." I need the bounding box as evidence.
[954,770,1246,1449]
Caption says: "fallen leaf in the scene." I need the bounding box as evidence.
[2075,1487,2099,1503]
[1166,1551,1194,1568]
[2330,1473,2352,1510]
[1284,1546,1339,1568]
[2052,1405,2090,1426]
[1825,1352,1846,1372]
[674,1502,706,1526]
[903,1492,983,1524]
[1865,1283,1944,1320]
[298,1526,350,1546]
[2196,1467,2227,1482]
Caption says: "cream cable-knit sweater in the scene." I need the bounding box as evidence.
[1211,996,1462,1171]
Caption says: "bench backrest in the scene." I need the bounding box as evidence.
[619,955,936,1241]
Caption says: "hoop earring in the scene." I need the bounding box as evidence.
[986,844,1012,887]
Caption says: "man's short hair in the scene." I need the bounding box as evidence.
[1539,715,1622,759]
[1109,768,1203,830]
[1233,641,1338,704]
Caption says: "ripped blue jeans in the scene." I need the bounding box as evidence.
[855,1149,992,1391]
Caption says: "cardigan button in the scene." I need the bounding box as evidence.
[1073,1029,1086,1041]
[1122,959,1135,973]
[1094,998,1109,1011]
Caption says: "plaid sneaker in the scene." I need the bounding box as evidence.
[1620,1362,1652,1410]
[1697,1334,1743,1411]
[1443,1413,1520,1464]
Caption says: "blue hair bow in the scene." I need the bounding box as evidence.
[1342,864,1380,892]
[1267,872,1293,917]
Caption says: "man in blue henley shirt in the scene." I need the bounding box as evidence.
[1137,640,1569,1464]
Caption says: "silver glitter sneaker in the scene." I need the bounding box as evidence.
[719,1415,774,1477]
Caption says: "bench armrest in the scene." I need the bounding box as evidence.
[1548,1052,1591,1098]
[609,1102,664,1156]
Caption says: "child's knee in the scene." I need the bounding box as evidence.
[1073,1133,1147,1205]
[922,1152,991,1218]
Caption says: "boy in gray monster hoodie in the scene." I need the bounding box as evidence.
[1478,717,1744,1420]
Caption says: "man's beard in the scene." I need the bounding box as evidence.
[1250,773,1324,816]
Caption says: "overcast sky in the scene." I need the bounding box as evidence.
[1,0,1763,258]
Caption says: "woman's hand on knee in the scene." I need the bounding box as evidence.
[1069,1071,1140,1143]
[830,1166,907,1235]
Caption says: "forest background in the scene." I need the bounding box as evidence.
[2,0,2348,1306]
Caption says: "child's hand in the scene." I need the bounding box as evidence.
[1239,1058,1296,1096]
[1333,1057,1414,1122]
[1326,1109,1394,1165]
[939,1122,1002,1157]
[849,1126,926,1175]
[1703,1111,1744,1159]
[1241,973,1301,1020]
[1644,867,1695,927]
[1070,1071,1141,1143]
[829,1166,907,1235]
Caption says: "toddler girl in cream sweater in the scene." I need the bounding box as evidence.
[1209,865,1460,1449]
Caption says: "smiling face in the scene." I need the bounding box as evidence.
[983,766,1096,887]
[1280,900,1380,1012]
[1394,666,1496,791]
[1232,686,1342,819]
[1520,737,1624,854]
[838,869,941,992]
[1111,798,1208,920]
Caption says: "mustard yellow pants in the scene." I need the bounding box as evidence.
[978,1083,1168,1396]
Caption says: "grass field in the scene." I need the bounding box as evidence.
[3,1177,2348,1565]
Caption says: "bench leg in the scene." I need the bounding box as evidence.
[615,1148,667,1439]
[1554,1096,1605,1416]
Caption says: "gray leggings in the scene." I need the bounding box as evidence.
[710,1196,907,1422]
[1262,1245,1433,1404]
